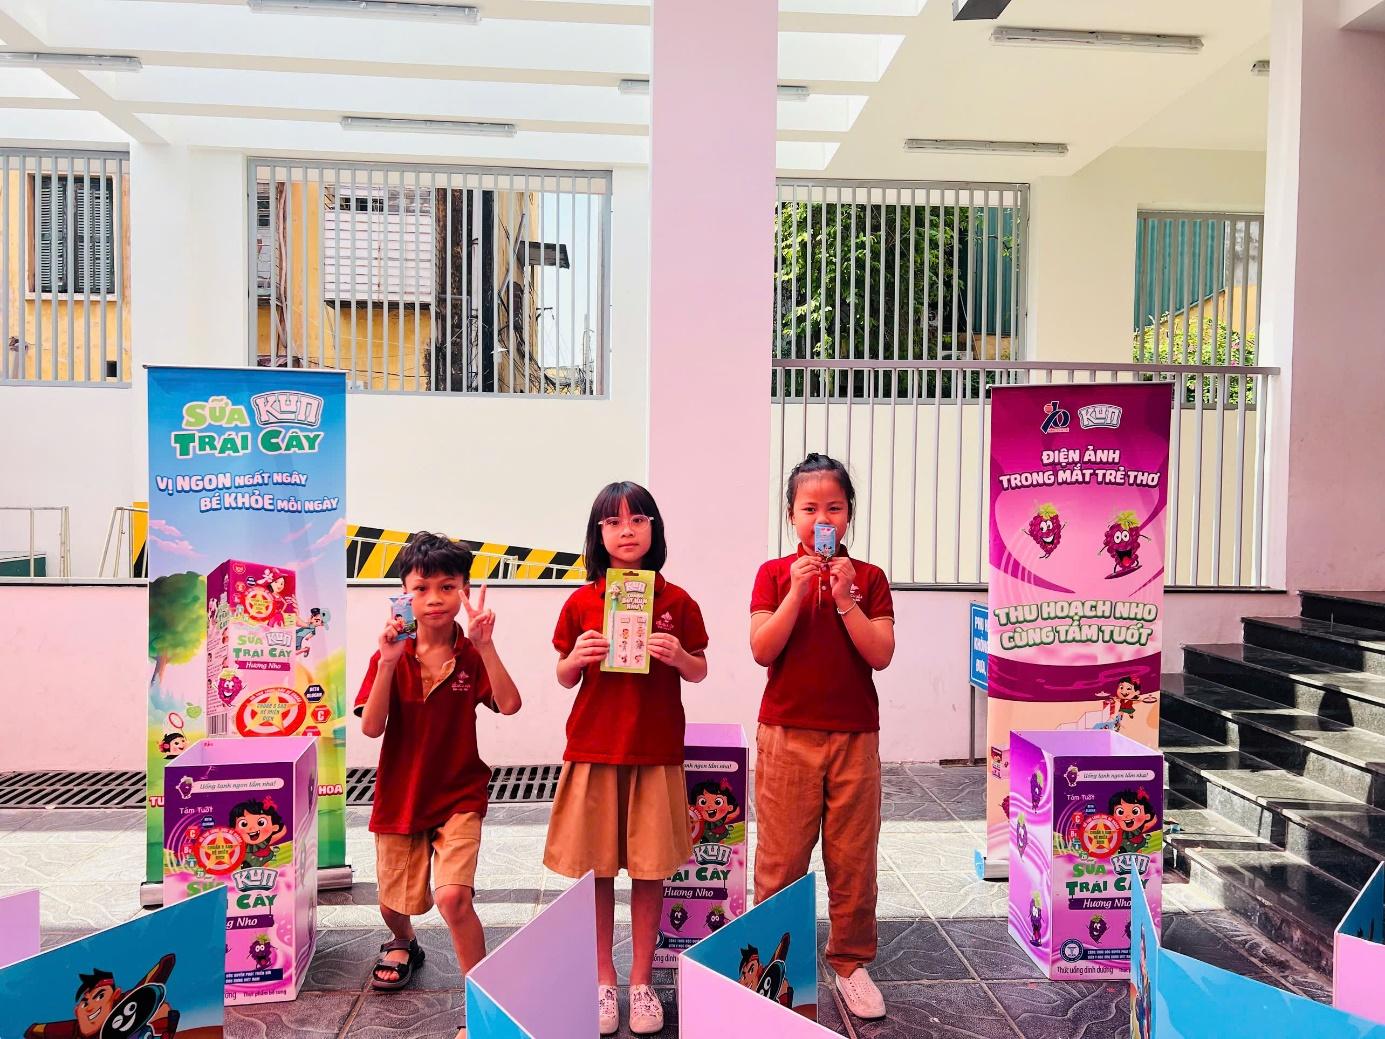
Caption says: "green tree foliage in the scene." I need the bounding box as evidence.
[149,571,206,683]
[1133,317,1258,406]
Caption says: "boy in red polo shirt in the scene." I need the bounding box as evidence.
[354,532,521,1022]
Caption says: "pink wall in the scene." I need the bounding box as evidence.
[646,0,778,735]
[0,584,1295,773]
[1265,1,1385,591]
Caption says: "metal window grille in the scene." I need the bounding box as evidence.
[247,159,611,396]
[0,149,130,385]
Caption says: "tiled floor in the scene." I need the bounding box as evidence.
[0,765,1333,1038]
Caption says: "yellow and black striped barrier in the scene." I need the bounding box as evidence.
[346,525,586,583]
[128,507,583,583]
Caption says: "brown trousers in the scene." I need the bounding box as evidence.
[753,723,881,978]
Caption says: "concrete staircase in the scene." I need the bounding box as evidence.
[1162,591,1385,974]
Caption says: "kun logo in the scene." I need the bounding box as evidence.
[1078,404,1123,430]
[250,391,323,428]
[1110,853,1151,877]
[692,844,733,867]
[233,866,279,892]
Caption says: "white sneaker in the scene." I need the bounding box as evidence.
[835,966,886,1019]
[597,984,618,1036]
[628,984,665,1035]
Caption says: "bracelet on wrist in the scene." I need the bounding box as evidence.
[836,601,858,618]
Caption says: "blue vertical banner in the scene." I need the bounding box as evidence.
[145,367,348,884]
[969,601,989,691]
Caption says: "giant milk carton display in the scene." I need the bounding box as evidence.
[206,559,311,739]
[653,724,749,981]
[1008,729,1163,981]
[164,736,319,1005]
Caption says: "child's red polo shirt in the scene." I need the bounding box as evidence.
[354,624,496,834]
[553,574,708,765]
[750,548,894,732]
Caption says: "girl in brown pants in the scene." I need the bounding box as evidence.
[750,453,896,1020]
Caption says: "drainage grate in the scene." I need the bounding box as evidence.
[0,770,147,810]
[0,765,563,810]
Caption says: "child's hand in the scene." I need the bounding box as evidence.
[828,556,857,610]
[787,554,820,602]
[462,584,495,649]
[648,632,686,667]
[378,618,407,663]
[569,630,611,667]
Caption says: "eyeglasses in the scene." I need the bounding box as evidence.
[600,515,653,531]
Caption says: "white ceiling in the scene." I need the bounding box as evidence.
[0,0,1272,177]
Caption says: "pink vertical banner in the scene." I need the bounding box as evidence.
[982,384,1172,875]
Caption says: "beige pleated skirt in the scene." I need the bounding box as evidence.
[543,761,693,880]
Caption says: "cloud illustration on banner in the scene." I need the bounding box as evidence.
[282,522,314,543]
[149,532,202,558]
[311,518,348,552]
[149,518,184,538]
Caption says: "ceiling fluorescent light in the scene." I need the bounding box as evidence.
[341,116,515,137]
[617,77,811,99]
[905,138,1068,156]
[990,27,1203,54]
[0,51,142,71]
[1251,60,1270,76]
[248,0,481,22]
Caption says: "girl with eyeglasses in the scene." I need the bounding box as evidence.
[542,481,709,1036]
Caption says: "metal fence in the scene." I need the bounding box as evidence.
[1134,210,1261,368]
[247,159,611,396]
[774,179,1027,391]
[0,149,130,385]
[770,360,1278,589]
[0,506,71,577]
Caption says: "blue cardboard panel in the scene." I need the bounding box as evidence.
[466,976,535,1039]
[683,873,817,1015]
[1129,874,1159,1039]
[1337,862,1385,945]
[0,888,227,1039]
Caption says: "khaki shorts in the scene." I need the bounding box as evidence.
[375,811,482,916]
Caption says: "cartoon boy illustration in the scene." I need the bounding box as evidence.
[688,780,742,845]
[158,733,187,761]
[737,933,794,1008]
[25,955,178,1039]
[1109,788,1159,854]
[293,607,327,658]
[229,796,288,867]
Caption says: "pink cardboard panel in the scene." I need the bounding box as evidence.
[679,957,833,1038]
[467,872,596,1038]
[0,889,40,968]
[1334,932,1385,1026]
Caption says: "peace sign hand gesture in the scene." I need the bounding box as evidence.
[462,584,496,650]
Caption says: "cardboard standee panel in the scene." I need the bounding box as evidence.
[655,723,749,979]
[1009,728,1163,981]
[0,889,40,969]
[0,888,228,1039]
[163,736,318,1005]
[465,873,596,1038]
[1334,862,1385,1026]
[679,873,836,1037]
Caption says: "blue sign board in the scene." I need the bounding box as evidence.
[969,601,988,691]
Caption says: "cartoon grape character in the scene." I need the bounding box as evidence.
[1029,893,1044,946]
[669,903,688,933]
[1029,768,1045,811]
[1101,510,1148,578]
[1000,794,1011,820]
[1088,914,1108,944]
[1125,919,1132,940]
[1065,764,1080,788]
[250,934,273,970]
[1015,815,1028,854]
[1025,503,1064,558]
[706,906,727,932]
[216,668,243,704]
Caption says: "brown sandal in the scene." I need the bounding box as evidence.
[371,937,424,990]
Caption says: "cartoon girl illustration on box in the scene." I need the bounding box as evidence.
[689,780,742,845]
[251,568,294,626]
[229,797,288,867]
[1109,788,1159,854]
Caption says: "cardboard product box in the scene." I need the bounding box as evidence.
[164,736,319,1005]
[653,724,749,982]
[1008,729,1163,981]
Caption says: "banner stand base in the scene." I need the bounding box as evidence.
[973,849,1008,882]
[139,864,355,909]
